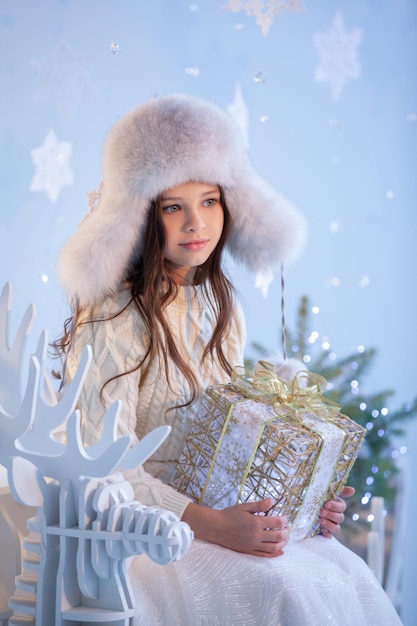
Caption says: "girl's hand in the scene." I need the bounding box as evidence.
[319,486,355,538]
[182,497,289,558]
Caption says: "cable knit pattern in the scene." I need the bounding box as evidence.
[66,285,246,518]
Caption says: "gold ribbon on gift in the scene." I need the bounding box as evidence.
[230,360,341,421]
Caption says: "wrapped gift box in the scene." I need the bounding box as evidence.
[173,365,366,541]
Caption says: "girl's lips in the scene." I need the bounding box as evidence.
[179,239,209,251]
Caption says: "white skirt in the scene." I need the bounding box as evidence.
[129,535,403,625]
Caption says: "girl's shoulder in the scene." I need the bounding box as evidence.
[75,287,147,356]
[108,286,134,310]
[91,286,134,315]
[82,287,141,332]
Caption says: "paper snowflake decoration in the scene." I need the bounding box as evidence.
[31,40,98,120]
[30,130,74,203]
[222,0,305,36]
[313,12,363,100]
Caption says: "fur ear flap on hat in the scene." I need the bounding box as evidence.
[58,93,307,307]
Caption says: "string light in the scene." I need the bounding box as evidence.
[308,331,319,344]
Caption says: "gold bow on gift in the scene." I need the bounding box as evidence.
[230,360,341,421]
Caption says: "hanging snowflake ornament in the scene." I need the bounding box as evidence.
[185,66,200,77]
[222,0,305,36]
[313,12,363,101]
[255,268,274,298]
[31,40,98,120]
[227,83,249,148]
[110,41,121,54]
[254,71,266,83]
[30,130,74,203]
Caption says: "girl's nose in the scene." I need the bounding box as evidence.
[184,208,205,232]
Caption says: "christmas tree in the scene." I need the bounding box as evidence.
[246,295,417,536]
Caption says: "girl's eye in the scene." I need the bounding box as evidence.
[162,204,180,214]
[203,198,219,207]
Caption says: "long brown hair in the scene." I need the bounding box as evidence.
[53,188,235,406]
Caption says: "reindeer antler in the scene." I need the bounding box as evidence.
[0,282,35,416]
[0,282,170,486]
[18,331,92,457]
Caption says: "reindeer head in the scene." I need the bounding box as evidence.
[0,283,193,626]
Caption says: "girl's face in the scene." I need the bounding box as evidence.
[160,181,224,284]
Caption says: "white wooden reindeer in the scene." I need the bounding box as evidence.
[0,283,193,625]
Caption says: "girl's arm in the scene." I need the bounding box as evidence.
[66,296,195,519]
[181,487,352,556]
[182,498,290,557]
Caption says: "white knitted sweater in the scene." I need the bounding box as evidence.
[67,285,246,518]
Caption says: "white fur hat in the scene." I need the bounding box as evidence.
[58,93,307,307]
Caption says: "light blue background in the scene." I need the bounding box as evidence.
[1,1,416,622]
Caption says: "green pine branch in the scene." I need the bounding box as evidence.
[246,295,417,518]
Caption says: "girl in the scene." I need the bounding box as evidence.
[56,94,402,624]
